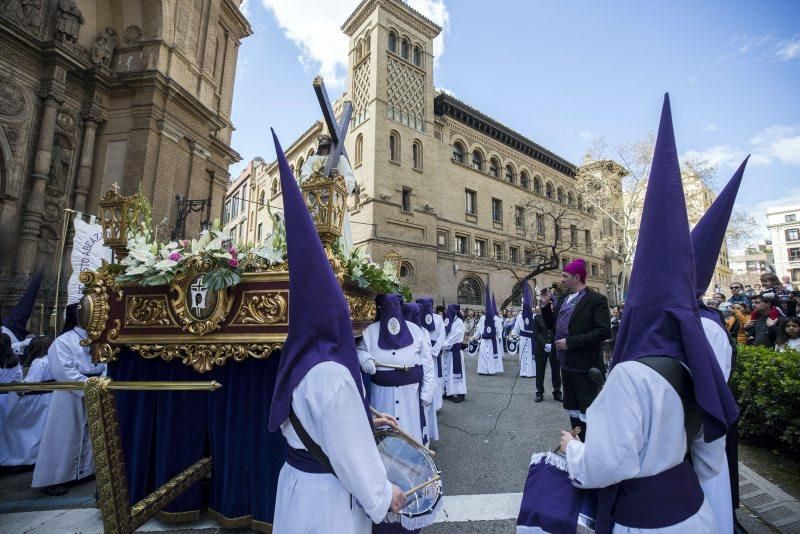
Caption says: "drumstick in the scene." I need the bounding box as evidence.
[374,362,411,371]
[369,406,436,457]
[552,426,583,453]
[403,474,441,498]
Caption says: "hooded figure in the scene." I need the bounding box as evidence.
[403,301,439,444]
[559,95,737,533]
[268,130,399,533]
[474,284,504,375]
[359,294,435,449]
[32,303,106,493]
[416,297,446,408]
[2,270,44,354]
[690,156,749,534]
[511,281,536,377]
[441,303,467,402]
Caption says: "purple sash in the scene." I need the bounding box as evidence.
[432,340,442,378]
[595,459,703,533]
[450,343,463,378]
[287,446,334,474]
[372,366,427,443]
[519,330,534,338]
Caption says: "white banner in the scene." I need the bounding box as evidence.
[67,217,113,305]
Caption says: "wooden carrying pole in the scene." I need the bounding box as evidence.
[0,381,222,393]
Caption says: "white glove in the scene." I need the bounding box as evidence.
[544,343,552,353]
[421,398,432,407]
[361,358,377,375]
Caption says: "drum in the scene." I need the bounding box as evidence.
[516,451,596,534]
[374,428,443,530]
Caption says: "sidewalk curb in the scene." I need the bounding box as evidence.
[739,461,800,532]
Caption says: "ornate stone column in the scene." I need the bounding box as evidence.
[73,112,102,213]
[16,91,61,275]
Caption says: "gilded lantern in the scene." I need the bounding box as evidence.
[98,190,143,261]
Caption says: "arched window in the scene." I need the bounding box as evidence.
[356,39,363,61]
[533,176,542,195]
[489,157,500,177]
[567,191,574,206]
[557,186,565,204]
[388,31,397,52]
[270,178,278,197]
[364,31,371,52]
[258,190,265,208]
[412,140,422,170]
[297,157,305,174]
[457,276,484,305]
[471,149,484,171]
[577,194,584,210]
[545,182,554,199]
[452,141,465,164]
[413,45,422,67]
[399,261,415,282]
[401,38,410,60]
[308,148,315,158]
[505,164,516,184]
[520,170,530,190]
[355,133,364,166]
[389,131,400,163]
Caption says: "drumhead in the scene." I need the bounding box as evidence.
[374,429,442,517]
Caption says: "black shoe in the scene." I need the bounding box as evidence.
[553,391,563,402]
[44,485,68,496]
[453,395,465,403]
[535,393,543,402]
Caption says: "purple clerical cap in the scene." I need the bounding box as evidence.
[375,293,414,350]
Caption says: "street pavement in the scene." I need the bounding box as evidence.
[0,350,778,533]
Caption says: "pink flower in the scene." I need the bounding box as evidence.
[228,258,239,268]
[229,247,238,257]
[169,252,182,261]
[181,240,190,248]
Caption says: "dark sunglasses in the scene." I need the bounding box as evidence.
[729,286,743,290]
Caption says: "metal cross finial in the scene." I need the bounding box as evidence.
[112,181,120,194]
[313,76,353,176]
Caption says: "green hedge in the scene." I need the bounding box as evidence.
[733,345,800,456]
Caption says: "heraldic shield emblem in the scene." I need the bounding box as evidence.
[170,258,233,335]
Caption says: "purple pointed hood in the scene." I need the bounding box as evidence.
[415,298,437,332]
[376,294,414,349]
[402,302,422,328]
[444,304,460,335]
[2,270,44,341]
[483,283,495,337]
[610,95,738,442]
[268,129,369,432]
[522,281,534,330]
[491,293,498,316]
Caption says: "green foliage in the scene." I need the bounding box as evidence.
[733,345,800,456]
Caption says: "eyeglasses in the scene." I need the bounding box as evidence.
[730,286,743,290]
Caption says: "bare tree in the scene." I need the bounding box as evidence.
[492,195,583,310]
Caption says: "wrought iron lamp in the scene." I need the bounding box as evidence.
[98,190,142,262]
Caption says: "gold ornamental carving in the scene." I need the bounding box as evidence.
[126,296,174,327]
[169,258,233,336]
[94,342,120,364]
[346,294,377,323]
[133,343,282,374]
[78,270,113,347]
[232,291,288,325]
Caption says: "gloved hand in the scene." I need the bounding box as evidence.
[361,358,377,375]
[421,398,432,407]
[544,343,552,353]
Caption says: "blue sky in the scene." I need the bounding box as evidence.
[230,0,800,245]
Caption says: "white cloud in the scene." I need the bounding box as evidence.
[240,0,251,17]
[259,0,450,88]
[704,123,719,132]
[776,37,800,61]
[749,125,800,166]
[737,187,800,246]
[682,145,742,169]
[735,32,774,54]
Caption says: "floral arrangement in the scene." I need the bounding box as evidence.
[112,195,411,299]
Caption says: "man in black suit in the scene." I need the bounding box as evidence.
[533,290,561,402]
[552,259,610,441]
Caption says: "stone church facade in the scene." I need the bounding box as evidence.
[224,0,625,308]
[0,0,251,325]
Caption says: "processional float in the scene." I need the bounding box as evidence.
[1,79,407,533]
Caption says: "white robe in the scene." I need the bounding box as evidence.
[428,314,446,413]
[359,321,435,445]
[0,364,23,420]
[274,361,393,533]
[699,317,734,534]
[31,327,106,487]
[565,361,723,533]
[511,312,536,378]
[473,315,504,375]
[441,317,467,396]
[0,357,54,465]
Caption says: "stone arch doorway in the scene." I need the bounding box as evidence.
[457,275,484,306]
